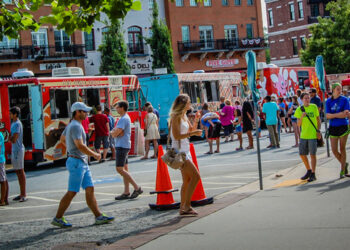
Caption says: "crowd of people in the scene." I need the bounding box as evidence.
[0,83,349,225]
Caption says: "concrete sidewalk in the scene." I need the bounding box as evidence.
[128,151,350,250]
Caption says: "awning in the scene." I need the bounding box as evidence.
[342,78,350,86]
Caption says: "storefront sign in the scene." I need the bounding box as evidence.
[206,59,239,68]
[40,63,66,71]
[129,61,152,75]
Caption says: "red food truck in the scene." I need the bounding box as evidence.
[0,74,146,168]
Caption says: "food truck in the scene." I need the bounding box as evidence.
[0,73,146,167]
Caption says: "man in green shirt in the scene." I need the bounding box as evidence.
[294,92,321,182]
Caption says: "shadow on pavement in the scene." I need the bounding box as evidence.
[295,179,350,193]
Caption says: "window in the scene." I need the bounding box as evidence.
[292,38,298,55]
[149,0,154,9]
[297,71,309,89]
[176,0,184,6]
[50,89,77,119]
[0,36,18,48]
[128,26,143,54]
[3,0,12,4]
[222,0,228,6]
[268,9,274,26]
[310,4,319,17]
[84,30,95,51]
[204,81,220,102]
[298,1,304,19]
[182,82,201,103]
[247,0,253,6]
[301,37,306,50]
[204,0,211,6]
[224,25,238,47]
[101,27,109,41]
[235,0,241,6]
[31,29,48,47]
[246,24,253,38]
[54,30,71,52]
[182,26,190,42]
[190,0,197,6]
[199,25,214,49]
[289,3,295,21]
[323,3,330,16]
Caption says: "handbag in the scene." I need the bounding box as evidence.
[161,123,186,170]
[300,106,324,147]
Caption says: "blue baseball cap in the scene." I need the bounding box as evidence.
[71,102,92,112]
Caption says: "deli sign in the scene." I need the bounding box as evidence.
[206,59,239,68]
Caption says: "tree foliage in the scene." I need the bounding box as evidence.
[98,20,130,75]
[145,1,175,74]
[0,0,142,39]
[300,0,350,74]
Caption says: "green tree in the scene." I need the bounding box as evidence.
[0,0,142,39]
[146,0,175,74]
[300,0,350,74]
[98,20,130,75]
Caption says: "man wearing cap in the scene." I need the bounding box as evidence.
[51,102,114,228]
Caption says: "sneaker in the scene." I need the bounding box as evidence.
[308,173,317,182]
[51,217,72,228]
[95,213,115,225]
[340,170,345,179]
[301,170,312,180]
[115,193,130,200]
[129,187,143,199]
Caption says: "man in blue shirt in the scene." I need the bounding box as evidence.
[111,101,143,200]
[262,96,280,148]
[310,88,321,112]
[0,132,9,206]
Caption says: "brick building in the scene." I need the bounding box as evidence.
[0,2,85,78]
[266,0,331,67]
[164,0,267,73]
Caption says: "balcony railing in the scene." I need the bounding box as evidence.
[307,0,331,4]
[127,43,149,57]
[0,44,86,61]
[178,38,267,55]
[307,15,332,24]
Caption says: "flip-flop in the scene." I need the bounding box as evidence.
[214,150,220,153]
[205,151,213,154]
[179,208,198,216]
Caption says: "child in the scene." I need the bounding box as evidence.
[257,111,262,138]
[233,109,243,151]
[0,132,9,206]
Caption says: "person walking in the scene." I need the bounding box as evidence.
[201,112,221,154]
[51,102,114,228]
[288,96,300,147]
[242,100,254,149]
[104,107,116,160]
[263,96,280,149]
[141,106,160,159]
[326,83,350,178]
[111,101,143,200]
[9,107,27,202]
[0,131,9,206]
[169,94,202,216]
[277,97,287,133]
[89,105,109,162]
[294,93,321,182]
[220,100,234,142]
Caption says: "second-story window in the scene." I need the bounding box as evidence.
[222,0,228,6]
[301,37,306,50]
[235,0,241,6]
[181,26,190,42]
[204,0,211,6]
[246,24,253,38]
[128,26,143,54]
[176,0,184,6]
[247,0,253,6]
[268,9,274,26]
[298,1,304,19]
[289,3,295,21]
[292,38,298,55]
[199,25,213,49]
[310,3,319,17]
[149,0,154,9]
[54,30,71,52]
[84,30,95,51]
[0,36,18,48]
[190,0,197,6]
[224,25,238,47]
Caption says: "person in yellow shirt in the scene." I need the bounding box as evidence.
[294,92,321,182]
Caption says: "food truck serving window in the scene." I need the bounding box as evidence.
[297,71,309,90]
[182,82,201,104]
[50,89,78,119]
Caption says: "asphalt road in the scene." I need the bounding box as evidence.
[0,130,328,249]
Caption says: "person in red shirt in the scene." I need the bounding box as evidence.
[89,105,110,162]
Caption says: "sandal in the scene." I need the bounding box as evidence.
[236,147,243,151]
[205,151,213,155]
[214,150,220,153]
[180,208,198,216]
[150,155,156,159]
[245,146,254,150]
[115,193,130,200]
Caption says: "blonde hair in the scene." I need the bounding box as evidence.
[169,94,190,123]
[225,99,231,105]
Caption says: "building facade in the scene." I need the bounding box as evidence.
[0,2,85,78]
[83,0,166,76]
[266,0,331,67]
[164,0,266,73]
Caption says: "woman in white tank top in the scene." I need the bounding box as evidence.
[169,94,202,216]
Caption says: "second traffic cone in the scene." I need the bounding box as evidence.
[149,145,180,211]
[190,143,214,207]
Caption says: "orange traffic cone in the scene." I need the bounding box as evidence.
[190,143,214,207]
[149,145,180,211]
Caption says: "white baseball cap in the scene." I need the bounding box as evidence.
[71,102,92,112]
